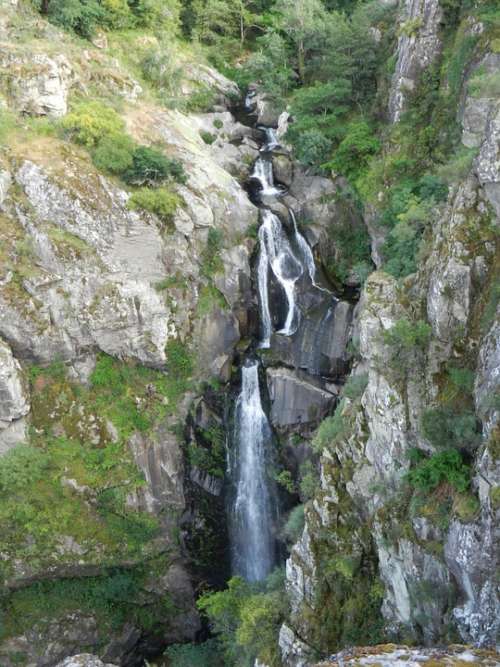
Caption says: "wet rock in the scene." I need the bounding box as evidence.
[273,154,294,187]
[266,367,335,430]
[195,306,240,382]
[269,299,353,378]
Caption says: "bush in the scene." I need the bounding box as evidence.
[141,45,182,92]
[200,131,216,145]
[165,340,193,379]
[92,133,135,174]
[42,0,106,38]
[197,573,286,667]
[421,407,480,451]
[62,102,124,148]
[327,121,380,180]
[127,187,182,225]
[201,228,224,277]
[406,449,471,493]
[123,146,187,186]
[313,399,347,453]
[381,318,431,377]
[283,505,305,543]
[299,460,318,500]
[343,373,368,400]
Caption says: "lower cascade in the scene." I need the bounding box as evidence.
[229,360,276,582]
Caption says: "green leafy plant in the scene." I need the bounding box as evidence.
[123,146,187,186]
[62,102,125,148]
[128,187,182,226]
[421,407,480,451]
[200,130,216,145]
[283,504,305,543]
[406,449,471,493]
[92,133,135,175]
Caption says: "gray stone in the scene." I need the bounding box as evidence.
[266,367,335,429]
[56,656,117,667]
[388,0,443,122]
[0,169,11,207]
[475,106,500,218]
[6,53,73,117]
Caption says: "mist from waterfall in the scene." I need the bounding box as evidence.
[229,360,275,582]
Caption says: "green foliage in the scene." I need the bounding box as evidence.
[141,45,183,95]
[127,187,182,226]
[313,399,347,453]
[165,340,193,379]
[468,69,500,98]
[123,146,187,186]
[299,460,318,500]
[274,469,295,493]
[164,639,222,667]
[381,318,432,378]
[40,0,106,38]
[421,407,480,451]
[342,373,368,400]
[406,449,471,493]
[200,130,216,144]
[283,504,305,543]
[201,228,224,277]
[0,562,170,641]
[92,132,135,174]
[326,121,380,180]
[62,102,125,148]
[187,424,225,478]
[197,571,287,667]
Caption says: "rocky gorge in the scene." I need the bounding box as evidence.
[0,0,498,666]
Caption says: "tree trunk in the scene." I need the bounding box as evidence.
[41,0,50,14]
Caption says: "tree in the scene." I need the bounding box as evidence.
[274,0,328,83]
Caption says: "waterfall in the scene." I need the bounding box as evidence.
[257,210,303,348]
[251,157,281,196]
[261,127,280,152]
[290,210,332,294]
[229,361,275,582]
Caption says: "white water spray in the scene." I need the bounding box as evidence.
[257,210,303,347]
[251,157,281,196]
[230,361,275,582]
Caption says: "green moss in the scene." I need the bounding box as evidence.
[196,285,228,316]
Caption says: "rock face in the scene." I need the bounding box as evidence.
[280,39,500,663]
[388,0,443,122]
[56,655,117,667]
[3,53,73,117]
[0,339,29,452]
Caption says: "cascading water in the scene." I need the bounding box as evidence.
[227,102,332,583]
[257,209,303,348]
[261,127,280,152]
[251,157,281,196]
[290,210,332,294]
[229,360,275,582]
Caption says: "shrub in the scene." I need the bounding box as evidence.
[274,470,295,494]
[381,318,431,377]
[421,407,480,450]
[127,187,182,225]
[468,70,500,98]
[406,449,471,493]
[283,505,305,543]
[313,399,347,453]
[299,460,318,500]
[123,146,187,186]
[165,340,193,379]
[343,373,368,400]
[62,102,124,148]
[42,0,106,38]
[213,119,223,129]
[141,45,182,92]
[92,133,135,174]
[326,121,380,180]
[201,228,224,277]
[200,131,216,145]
